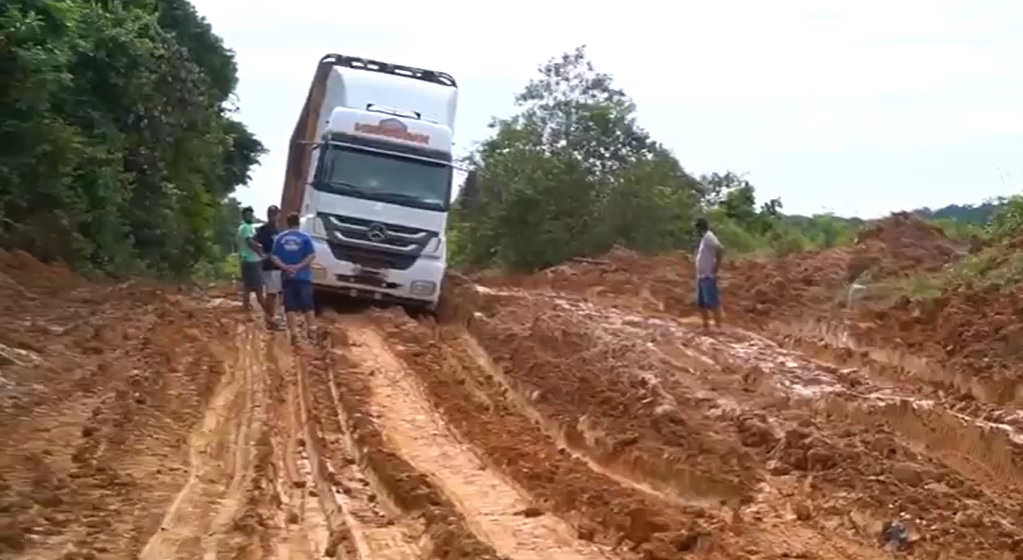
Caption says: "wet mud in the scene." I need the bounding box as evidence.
[3,218,1023,560]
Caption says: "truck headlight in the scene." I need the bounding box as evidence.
[424,236,445,256]
[304,215,327,240]
[410,281,437,296]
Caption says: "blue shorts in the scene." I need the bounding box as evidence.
[240,260,263,290]
[696,277,720,309]
[282,280,315,313]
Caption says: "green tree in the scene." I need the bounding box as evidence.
[0,0,265,278]
[452,46,702,271]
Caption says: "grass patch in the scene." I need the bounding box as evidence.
[878,244,1023,303]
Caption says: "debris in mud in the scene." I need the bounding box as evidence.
[792,501,813,521]
[890,462,925,487]
[879,517,912,552]
[517,505,545,517]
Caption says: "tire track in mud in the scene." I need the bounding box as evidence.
[266,338,332,558]
[671,323,1023,491]
[518,293,1023,558]
[314,316,504,560]
[139,325,271,560]
[334,313,621,560]
[281,335,421,559]
[366,309,738,559]
[450,327,722,510]
[452,287,1023,558]
[375,309,895,560]
[772,320,1023,492]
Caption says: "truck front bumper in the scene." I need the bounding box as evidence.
[309,239,444,307]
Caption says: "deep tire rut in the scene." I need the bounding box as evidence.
[333,314,617,560]
[291,336,421,559]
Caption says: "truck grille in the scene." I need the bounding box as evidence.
[318,212,438,271]
[327,244,418,271]
[318,213,437,253]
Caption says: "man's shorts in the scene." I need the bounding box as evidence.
[262,270,282,294]
[282,280,315,313]
[696,276,720,309]
[240,260,263,290]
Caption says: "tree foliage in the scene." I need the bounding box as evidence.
[0,0,265,277]
[451,47,852,271]
[450,46,1023,273]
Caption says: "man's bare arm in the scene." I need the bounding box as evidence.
[245,237,264,256]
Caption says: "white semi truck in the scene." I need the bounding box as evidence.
[280,54,458,311]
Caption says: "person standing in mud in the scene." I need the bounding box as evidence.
[255,205,283,330]
[694,217,724,329]
[271,212,317,343]
[237,206,266,313]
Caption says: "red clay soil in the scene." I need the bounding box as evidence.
[0,250,252,558]
[313,323,504,560]
[440,283,1023,559]
[489,213,1023,409]
[850,284,1023,405]
[849,212,968,279]
[476,212,968,327]
[372,308,724,559]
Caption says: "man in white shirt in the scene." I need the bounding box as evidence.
[694,217,724,329]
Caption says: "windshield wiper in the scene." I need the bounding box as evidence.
[328,181,367,194]
[375,192,444,208]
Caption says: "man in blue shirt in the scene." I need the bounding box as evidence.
[271,212,317,342]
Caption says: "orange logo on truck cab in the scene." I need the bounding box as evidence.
[353,118,430,145]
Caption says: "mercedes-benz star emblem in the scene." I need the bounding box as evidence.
[366,223,388,242]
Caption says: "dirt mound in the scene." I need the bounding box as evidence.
[470,214,972,327]
[0,250,83,296]
[471,245,852,325]
[848,212,967,281]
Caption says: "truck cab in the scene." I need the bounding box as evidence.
[282,55,458,311]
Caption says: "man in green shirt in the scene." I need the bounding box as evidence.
[237,206,266,312]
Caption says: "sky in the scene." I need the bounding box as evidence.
[192,0,1023,218]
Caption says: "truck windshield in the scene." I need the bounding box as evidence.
[316,145,451,211]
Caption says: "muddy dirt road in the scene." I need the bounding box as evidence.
[2,251,1023,559]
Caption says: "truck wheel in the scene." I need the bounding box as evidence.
[402,301,437,319]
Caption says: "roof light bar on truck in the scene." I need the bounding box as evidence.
[365,104,422,120]
[317,53,457,88]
